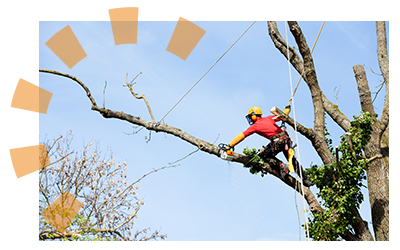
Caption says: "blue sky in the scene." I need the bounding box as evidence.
[38,20,387,241]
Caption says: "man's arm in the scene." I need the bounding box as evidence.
[229,133,245,148]
[274,105,291,121]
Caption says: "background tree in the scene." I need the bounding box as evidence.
[39,21,388,241]
[39,131,169,241]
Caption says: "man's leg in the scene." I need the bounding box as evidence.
[282,150,313,187]
[259,143,289,179]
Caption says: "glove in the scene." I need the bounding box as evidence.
[218,143,234,158]
[229,133,245,148]
[283,105,291,116]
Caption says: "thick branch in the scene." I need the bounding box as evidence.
[376,21,389,116]
[271,106,335,164]
[267,21,305,76]
[94,105,323,214]
[354,65,375,115]
[376,21,389,140]
[287,21,325,139]
[322,92,351,131]
[379,111,389,137]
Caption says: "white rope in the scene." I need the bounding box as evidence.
[284,21,310,241]
[158,21,257,124]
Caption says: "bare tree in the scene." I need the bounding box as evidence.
[39,131,169,241]
[39,21,388,241]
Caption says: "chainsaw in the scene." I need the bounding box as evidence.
[218,143,234,161]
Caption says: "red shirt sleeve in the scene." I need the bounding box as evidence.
[243,123,257,137]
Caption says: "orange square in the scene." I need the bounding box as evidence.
[45,25,87,69]
[11,79,53,114]
[167,17,206,60]
[109,7,139,45]
[41,192,82,233]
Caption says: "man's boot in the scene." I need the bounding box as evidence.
[299,168,313,187]
[293,161,313,187]
[279,163,290,179]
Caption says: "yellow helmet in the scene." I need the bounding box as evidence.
[248,106,262,116]
[246,106,262,125]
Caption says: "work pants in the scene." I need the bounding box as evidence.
[259,137,309,181]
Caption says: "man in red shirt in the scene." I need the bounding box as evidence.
[226,106,312,187]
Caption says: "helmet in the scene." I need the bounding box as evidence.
[246,106,262,125]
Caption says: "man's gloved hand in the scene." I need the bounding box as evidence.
[283,105,291,116]
[218,143,234,153]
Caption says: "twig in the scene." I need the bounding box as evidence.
[168,133,220,165]
[333,85,341,106]
[372,80,385,103]
[103,81,107,108]
[124,72,155,122]
[39,151,75,173]
[114,204,141,231]
[102,165,177,228]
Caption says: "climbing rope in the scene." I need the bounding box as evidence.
[158,21,257,124]
[284,21,328,241]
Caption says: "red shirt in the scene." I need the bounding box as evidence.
[243,115,283,140]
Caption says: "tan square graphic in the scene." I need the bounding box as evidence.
[39,144,51,169]
[167,17,206,60]
[45,25,87,69]
[41,192,82,233]
[109,7,139,45]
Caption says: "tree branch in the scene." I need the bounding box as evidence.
[39,69,97,107]
[39,69,323,216]
[287,21,325,139]
[124,72,155,122]
[375,21,389,140]
[379,110,389,137]
[322,92,351,131]
[267,21,305,76]
[271,106,335,164]
[376,21,389,115]
[39,228,129,241]
[354,65,375,115]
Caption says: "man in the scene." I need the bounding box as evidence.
[225,106,312,187]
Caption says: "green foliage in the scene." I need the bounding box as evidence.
[242,147,267,177]
[306,111,373,240]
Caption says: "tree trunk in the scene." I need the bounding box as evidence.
[354,65,389,240]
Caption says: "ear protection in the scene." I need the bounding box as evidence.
[246,112,261,125]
